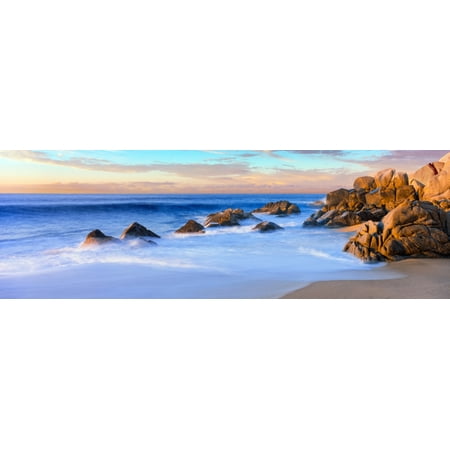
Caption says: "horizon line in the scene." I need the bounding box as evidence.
[0,191,327,195]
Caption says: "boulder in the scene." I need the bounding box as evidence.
[82,229,119,247]
[205,208,250,227]
[412,161,445,186]
[253,200,300,215]
[353,176,376,192]
[252,221,283,232]
[344,201,450,261]
[325,189,349,210]
[175,220,205,233]
[374,168,408,190]
[120,222,160,239]
[421,156,450,201]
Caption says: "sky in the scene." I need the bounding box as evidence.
[0,150,447,194]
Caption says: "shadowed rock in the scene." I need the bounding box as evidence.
[82,229,119,247]
[252,221,283,232]
[344,201,450,261]
[252,200,300,216]
[120,222,160,239]
[176,220,205,233]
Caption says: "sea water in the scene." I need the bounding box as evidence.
[0,194,390,298]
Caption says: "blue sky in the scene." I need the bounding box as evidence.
[0,150,447,193]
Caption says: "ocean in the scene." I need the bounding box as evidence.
[0,193,391,298]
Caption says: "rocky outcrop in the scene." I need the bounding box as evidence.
[82,229,119,247]
[252,221,283,232]
[344,201,450,261]
[175,220,205,233]
[253,201,300,216]
[120,222,160,239]
[304,168,418,228]
[204,208,258,227]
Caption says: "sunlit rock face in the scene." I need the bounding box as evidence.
[344,201,450,261]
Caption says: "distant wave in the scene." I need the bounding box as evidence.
[0,201,230,217]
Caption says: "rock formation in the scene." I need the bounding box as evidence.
[82,229,119,247]
[252,221,283,232]
[344,201,450,261]
[304,168,418,227]
[253,200,300,216]
[120,222,160,239]
[204,208,258,227]
[175,220,205,233]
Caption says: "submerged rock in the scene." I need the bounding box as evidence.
[120,222,160,239]
[252,221,283,232]
[344,201,450,261]
[253,200,300,216]
[176,220,205,233]
[82,229,119,247]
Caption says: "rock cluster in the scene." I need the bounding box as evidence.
[204,208,259,227]
[82,222,159,247]
[344,201,450,261]
[253,200,300,216]
[304,169,416,228]
[302,151,450,262]
[80,200,300,246]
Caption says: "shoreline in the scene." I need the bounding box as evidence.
[281,258,450,299]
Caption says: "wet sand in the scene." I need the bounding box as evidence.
[281,258,450,299]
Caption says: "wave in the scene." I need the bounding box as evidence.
[0,201,229,217]
[297,246,355,263]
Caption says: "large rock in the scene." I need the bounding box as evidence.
[252,221,283,232]
[374,168,409,190]
[411,161,445,186]
[82,229,119,247]
[253,200,300,215]
[344,201,450,261]
[304,204,387,227]
[421,155,450,201]
[175,220,205,233]
[120,222,160,239]
[204,208,258,227]
[353,176,376,192]
[326,189,349,210]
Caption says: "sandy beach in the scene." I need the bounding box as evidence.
[282,258,450,299]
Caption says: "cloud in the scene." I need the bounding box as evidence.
[1,181,177,194]
[0,150,251,178]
